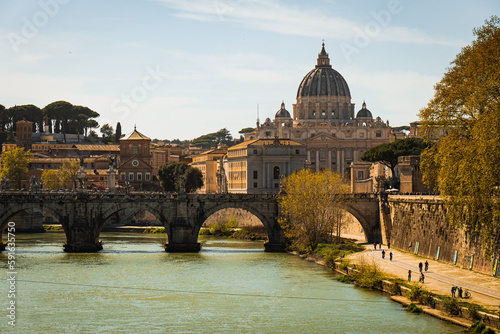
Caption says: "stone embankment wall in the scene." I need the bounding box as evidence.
[384,195,499,276]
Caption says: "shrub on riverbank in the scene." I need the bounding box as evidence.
[468,320,495,334]
[337,258,384,289]
[405,283,434,306]
[443,297,462,316]
[406,303,422,314]
[315,243,364,268]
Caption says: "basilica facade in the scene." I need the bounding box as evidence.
[245,44,393,177]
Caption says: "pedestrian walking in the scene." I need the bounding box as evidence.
[418,262,423,273]
[424,260,429,272]
[373,242,377,250]
[408,270,411,282]
[419,273,425,283]
[389,252,393,261]
[388,241,391,249]
[458,287,463,298]
[382,249,385,259]
[451,286,457,298]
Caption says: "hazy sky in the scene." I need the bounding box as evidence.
[1,0,498,140]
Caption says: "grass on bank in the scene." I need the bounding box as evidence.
[43,225,63,231]
[143,227,167,234]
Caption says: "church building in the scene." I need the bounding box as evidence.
[117,126,154,190]
[245,43,393,177]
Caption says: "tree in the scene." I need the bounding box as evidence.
[42,101,73,141]
[279,169,349,251]
[115,122,122,143]
[191,128,234,148]
[41,169,60,190]
[0,147,31,189]
[238,127,255,134]
[100,123,114,143]
[419,16,500,256]
[184,167,203,193]
[157,161,203,193]
[361,137,430,187]
[59,160,80,189]
[8,104,42,132]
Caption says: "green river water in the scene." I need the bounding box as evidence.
[0,232,463,333]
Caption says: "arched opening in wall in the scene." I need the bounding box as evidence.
[98,208,168,251]
[200,208,268,246]
[5,208,46,233]
[338,210,367,243]
[0,207,66,250]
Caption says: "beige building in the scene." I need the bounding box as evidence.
[223,138,307,194]
[245,44,394,177]
[190,146,227,194]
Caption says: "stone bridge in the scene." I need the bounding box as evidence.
[0,191,382,252]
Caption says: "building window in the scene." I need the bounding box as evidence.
[120,173,125,181]
[295,149,299,154]
[253,149,257,154]
[145,173,151,181]
[322,110,326,116]
[129,172,134,181]
[132,146,138,155]
[360,133,365,138]
[265,131,271,138]
[312,111,316,117]
[320,150,326,159]
[376,131,382,137]
[137,173,142,181]
[274,183,279,188]
[253,182,258,188]
[346,150,352,159]
[358,171,364,180]
[273,166,280,179]
[253,171,258,179]
[331,111,335,116]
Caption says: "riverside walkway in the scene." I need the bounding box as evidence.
[346,244,500,313]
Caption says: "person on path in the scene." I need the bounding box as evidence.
[373,242,377,250]
[451,286,457,298]
[408,270,411,282]
[389,252,393,261]
[419,273,425,283]
[424,260,429,272]
[458,287,463,298]
[418,262,423,273]
[387,241,391,249]
[382,249,385,259]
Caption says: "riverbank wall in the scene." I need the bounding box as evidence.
[382,195,500,276]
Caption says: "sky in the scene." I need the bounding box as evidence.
[0,0,498,140]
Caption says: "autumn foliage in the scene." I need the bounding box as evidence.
[279,169,349,252]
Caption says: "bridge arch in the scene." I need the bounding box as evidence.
[339,195,381,243]
[194,200,284,250]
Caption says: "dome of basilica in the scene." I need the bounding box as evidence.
[296,44,351,99]
[356,101,373,118]
[275,101,291,119]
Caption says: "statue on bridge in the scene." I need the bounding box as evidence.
[29,176,42,192]
[0,177,9,191]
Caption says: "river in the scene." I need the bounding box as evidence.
[0,232,462,333]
